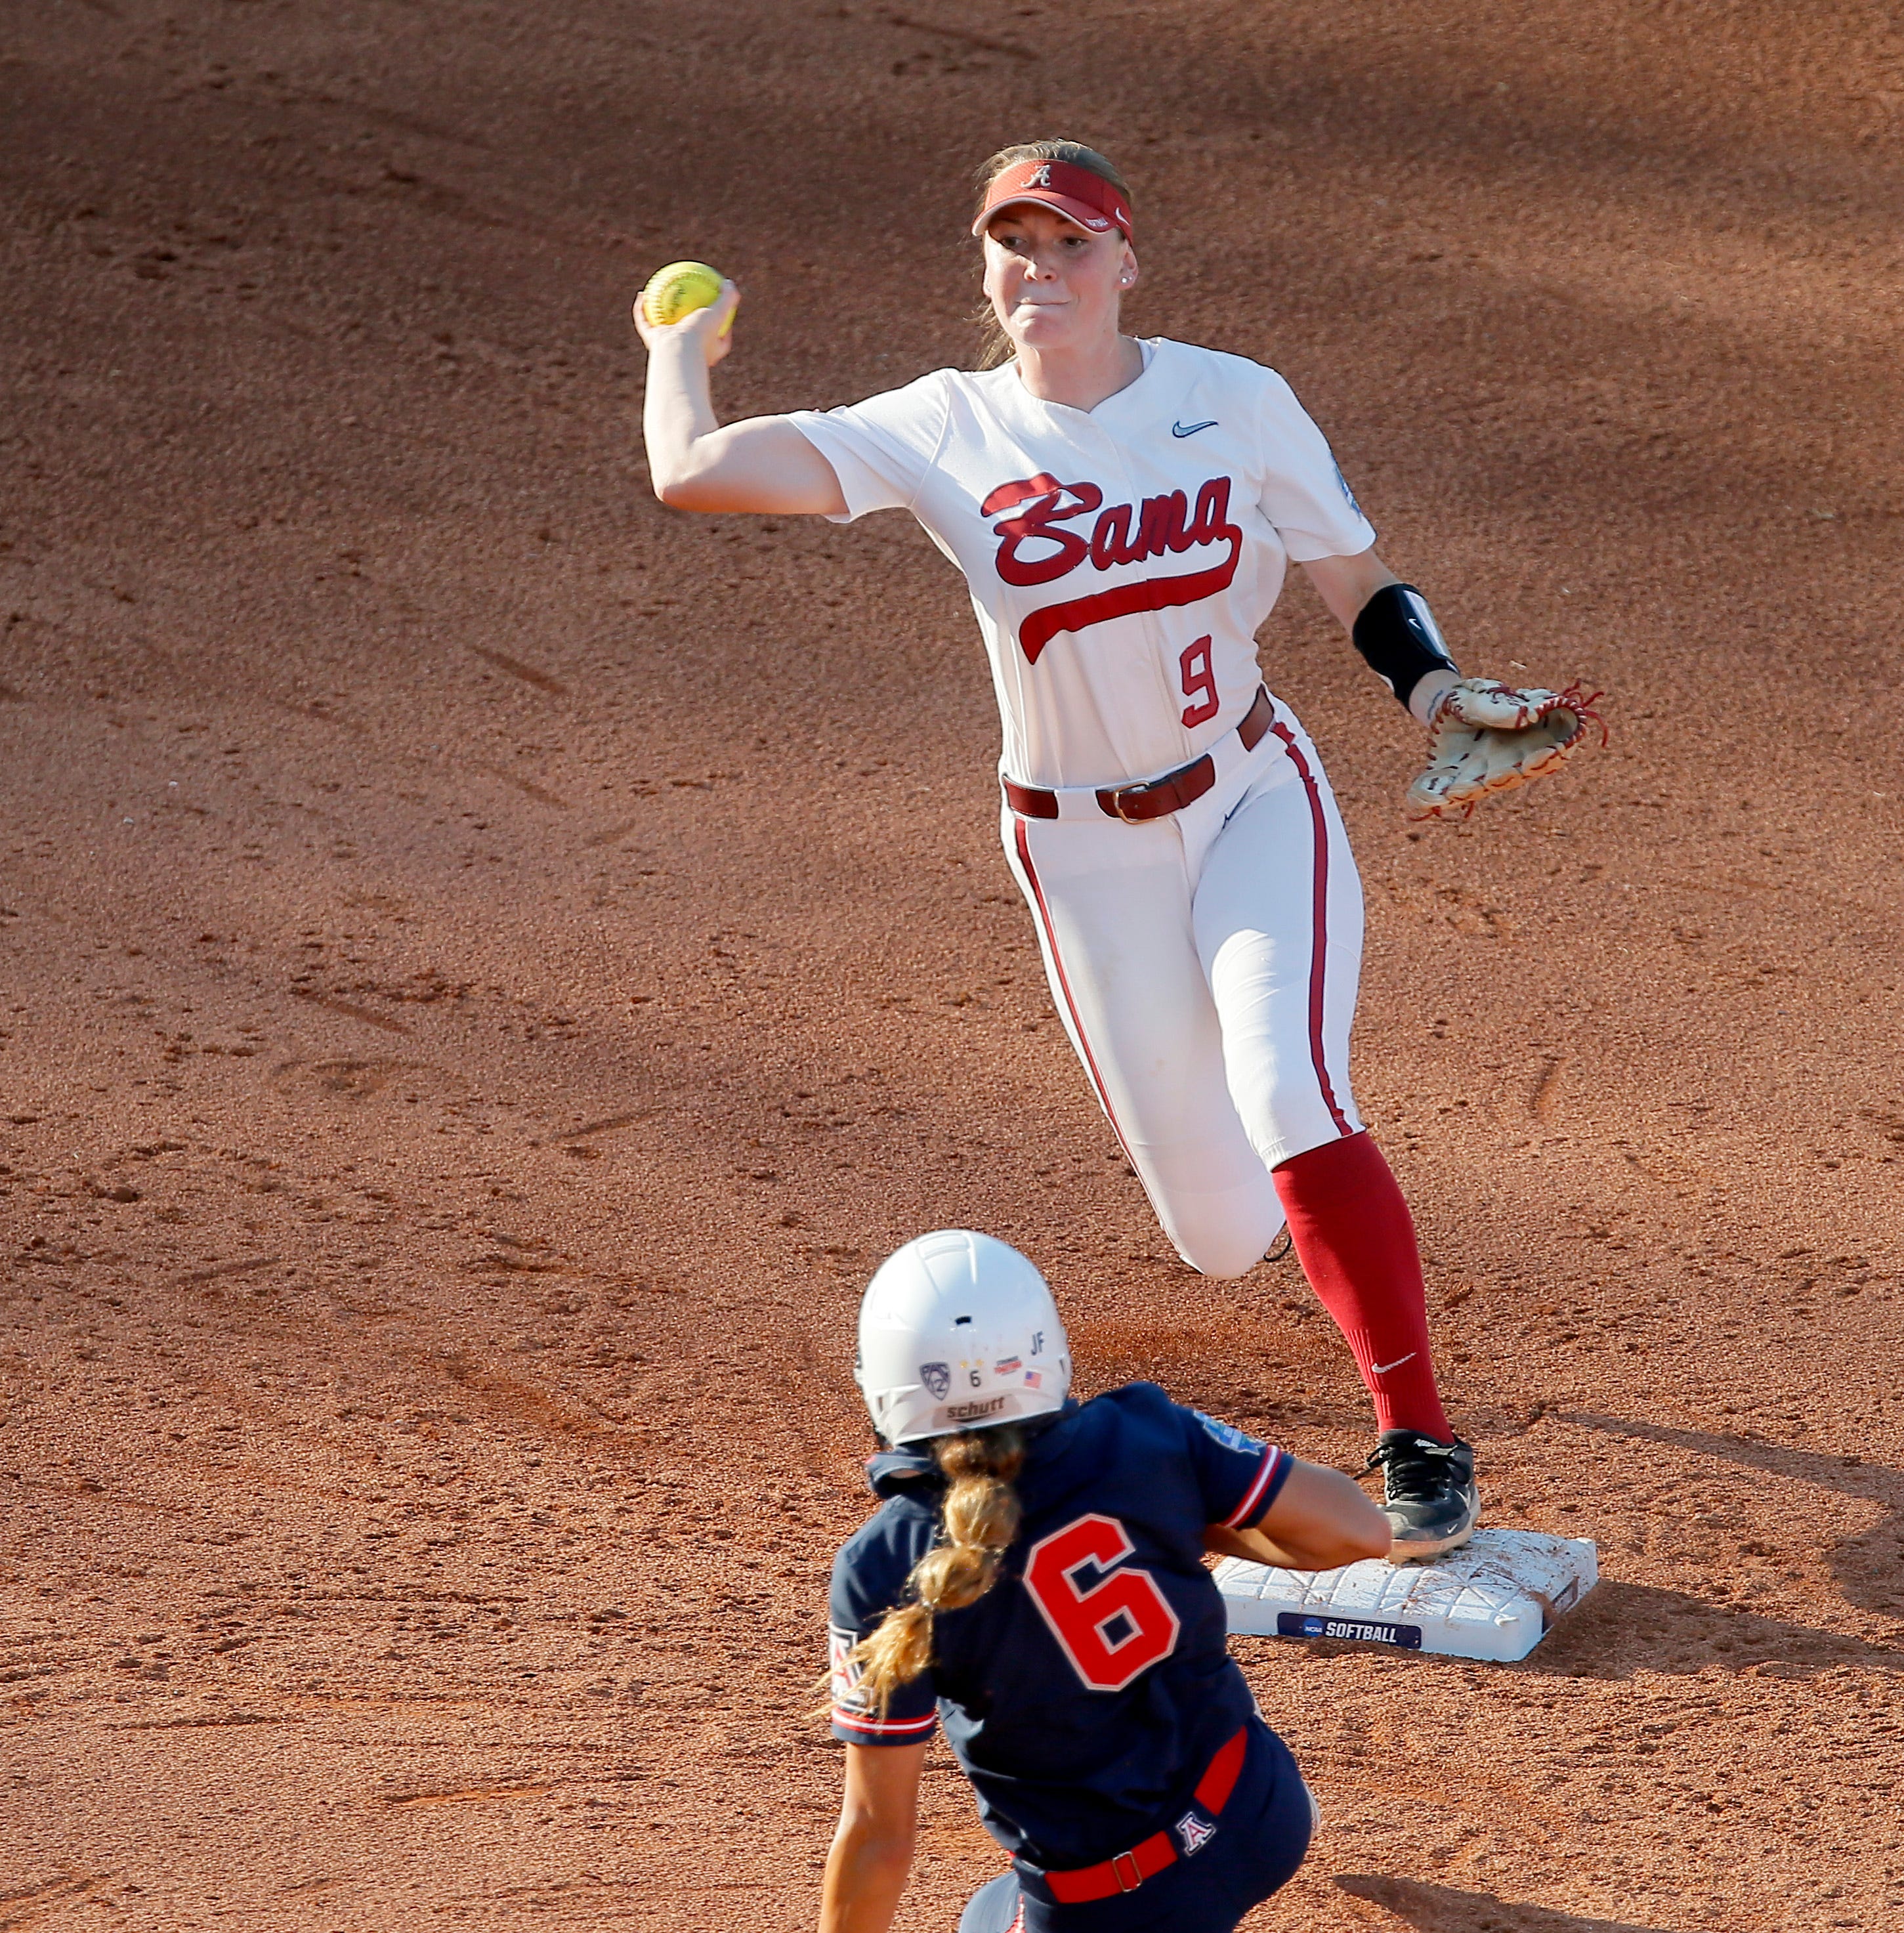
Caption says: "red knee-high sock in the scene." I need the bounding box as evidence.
[1272,1131,1451,1441]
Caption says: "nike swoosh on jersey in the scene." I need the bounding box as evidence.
[1172,419,1219,438]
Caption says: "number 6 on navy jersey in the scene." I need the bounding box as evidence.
[1023,1513,1181,1691]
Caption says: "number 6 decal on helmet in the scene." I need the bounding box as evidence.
[1023,1514,1181,1692]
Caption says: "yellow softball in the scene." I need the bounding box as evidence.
[640,259,734,333]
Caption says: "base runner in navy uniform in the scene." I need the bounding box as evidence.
[821,1229,1390,1933]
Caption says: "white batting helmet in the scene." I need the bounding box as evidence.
[855,1230,1072,1445]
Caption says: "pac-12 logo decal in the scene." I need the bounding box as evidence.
[920,1361,950,1399]
[980,473,1243,664]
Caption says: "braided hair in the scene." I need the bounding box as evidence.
[849,1424,1026,1712]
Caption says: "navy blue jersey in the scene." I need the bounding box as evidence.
[827,1384,1291,1875]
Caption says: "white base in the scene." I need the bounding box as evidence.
[1215,1528,1598,1663]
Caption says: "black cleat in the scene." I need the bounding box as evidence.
[1362,1431,1479,1563]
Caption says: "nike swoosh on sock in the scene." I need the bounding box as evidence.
[1370,1352,1418,1375]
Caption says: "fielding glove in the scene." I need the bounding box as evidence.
[1407,679,1605,821]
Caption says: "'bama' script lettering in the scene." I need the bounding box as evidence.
[980,474,1244,663]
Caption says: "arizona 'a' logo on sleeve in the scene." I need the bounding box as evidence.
[829,1625,871,1712]
[981,473,1243,663]
[829,1624,937,1739]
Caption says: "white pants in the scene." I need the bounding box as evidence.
[1002,698,1365,1279]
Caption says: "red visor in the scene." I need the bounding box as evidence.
[973,158,1134,241]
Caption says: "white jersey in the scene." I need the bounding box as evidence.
[788,337,1375,790]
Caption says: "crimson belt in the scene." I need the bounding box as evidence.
[1044,1727,1250,1904]
[1004,688,1273,825]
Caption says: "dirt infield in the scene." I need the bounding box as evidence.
[4,3,1902,1928]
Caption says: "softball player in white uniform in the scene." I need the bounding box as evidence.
[634,140,1592,1555]
[786,338,1374,1278]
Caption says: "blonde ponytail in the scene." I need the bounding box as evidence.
[851,1426,1026,1714]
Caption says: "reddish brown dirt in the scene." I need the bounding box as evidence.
[4,3,1903,1929]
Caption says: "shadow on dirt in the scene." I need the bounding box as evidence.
[1523,1579,1904,1680]
[1335,1874,1672,1932]
[1265,1579,1904,1680]
[1566,1413,1904,1619]
[1231,1414,1904,1681]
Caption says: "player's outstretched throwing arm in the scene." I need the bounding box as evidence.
[633,279,847,517]
[1304,551,1605,822]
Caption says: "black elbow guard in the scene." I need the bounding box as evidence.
[1351,583,1458,710]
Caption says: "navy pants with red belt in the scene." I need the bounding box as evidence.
[957,1720,1315,1933]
